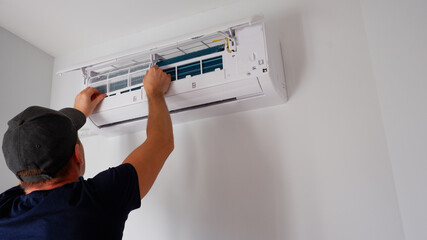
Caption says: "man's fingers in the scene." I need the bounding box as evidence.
[90,92,99,101]
[92,94,106,105]
[85,87,100,96]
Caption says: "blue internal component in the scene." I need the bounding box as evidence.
[157,45,224,67]
[95,85,107,94]
[178,61,201,79]
[202,56,223,73]
[163,68,177,81]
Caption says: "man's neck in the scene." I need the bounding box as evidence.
[24,178,77,194]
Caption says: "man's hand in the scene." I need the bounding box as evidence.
[143,65,171,97]
[74,87,106,117]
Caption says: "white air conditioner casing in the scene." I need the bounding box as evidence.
[59,16,287,136]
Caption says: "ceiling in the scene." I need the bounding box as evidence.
[0,0,236,57]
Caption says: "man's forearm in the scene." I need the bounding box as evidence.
[146,93,173,146]
[123,93,174,199]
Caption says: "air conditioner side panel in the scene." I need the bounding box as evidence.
[263,22,287,102]
[232,22,286,104]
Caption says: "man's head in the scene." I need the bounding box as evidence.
[2,106,86,184]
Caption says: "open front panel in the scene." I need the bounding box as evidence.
[84,33,231,97]
[90,77,263,127]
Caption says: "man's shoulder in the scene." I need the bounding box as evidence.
[84,163,138,185]
[0,186,24,197]
[0,186,24,208]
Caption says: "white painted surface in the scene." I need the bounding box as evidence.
[0,27,53,191]
[0,0,239,57]
[50,0,405,239]
[360,0,427,239]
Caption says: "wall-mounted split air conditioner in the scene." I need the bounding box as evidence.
[59,16,287,136]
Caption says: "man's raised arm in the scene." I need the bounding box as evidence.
[123,65,174,200]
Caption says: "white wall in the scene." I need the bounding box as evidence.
[51,0,405,239]
[0,27,53,191]
[360,0,427,239]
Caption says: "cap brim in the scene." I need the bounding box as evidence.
[59,108,86,130]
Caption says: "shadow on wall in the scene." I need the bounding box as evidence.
[161,112,289,240]
[268,7,307,100]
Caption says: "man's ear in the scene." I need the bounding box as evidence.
[74,144,83,164]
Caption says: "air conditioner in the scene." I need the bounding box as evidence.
[59,16,287,136]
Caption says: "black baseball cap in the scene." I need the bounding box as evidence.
[2,106,86,182]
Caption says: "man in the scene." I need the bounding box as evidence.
[0,66,174,239]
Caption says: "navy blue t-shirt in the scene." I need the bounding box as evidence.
[0,163,141,240]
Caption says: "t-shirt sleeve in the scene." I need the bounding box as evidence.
[84,163,141,213]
